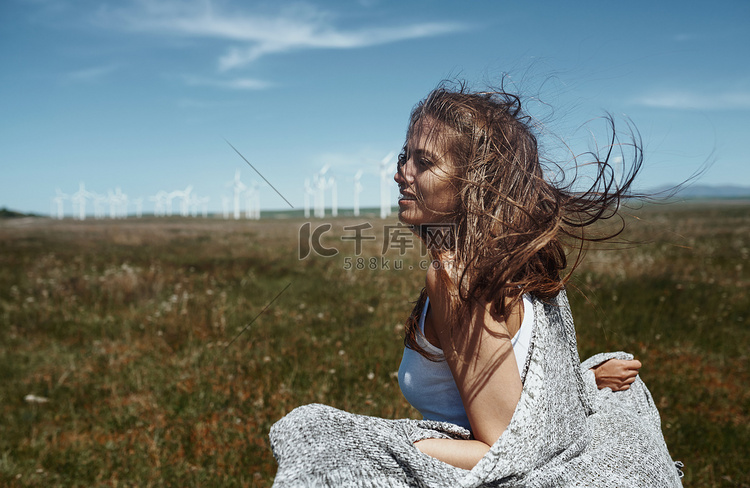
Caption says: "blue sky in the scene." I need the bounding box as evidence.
[2,0,749,216]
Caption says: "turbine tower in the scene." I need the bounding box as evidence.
[107,190,118,219]
[150,191,168,217]
[133,197,144,218]
[245,184,255,219]
[93,193,107,219]
[244,183,260,220]
[314,165,330,218]
[178,185,193,217]
[303,179,313,218]
[118,188,129,218]
[51,189,68,220]
[228,170,247,220]
[353,170,363,217]
[108,188,127,219]
[221,196,230,219]
[379,151,396,219]
[251,182,261,220]
[71,182,93,221]
[199,196,211,218]
[165,190,179,216]
[329,176,338,218]
[189,192,200,217]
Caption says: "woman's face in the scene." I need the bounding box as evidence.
[394,118,458,226]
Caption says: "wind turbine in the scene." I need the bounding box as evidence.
[150,191,168,217]
[51,189,68,220]
[379,151,396,219]
[228,170,247,220]
[189,192,200,217]
[304,179,313,218]
[106,188,126,219]
[177,185,193,217]
[107,190,118,219]
[314,165,330,218]
[221,196,230,219]
[112,188,128,219]
[251,182,261,220]
[353,170,363,217]
[165,190,180,216]
[244,185,255,219]
[71,182,94,221]
[93,193,107,219]
[133,197,144,218]
[120,189,129,218]
[329,175,338,217]
[244,182,261,220]
[199,196,211,218]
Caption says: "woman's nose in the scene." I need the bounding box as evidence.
[394,160,413,185]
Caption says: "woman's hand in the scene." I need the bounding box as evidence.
[592,358,642,391]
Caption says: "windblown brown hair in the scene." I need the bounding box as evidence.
[402,81,644,359]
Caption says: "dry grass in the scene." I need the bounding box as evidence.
[0,203,748,487]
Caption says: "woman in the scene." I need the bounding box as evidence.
[270,83,682,487]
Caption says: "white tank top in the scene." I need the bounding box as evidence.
[397,294,534,430]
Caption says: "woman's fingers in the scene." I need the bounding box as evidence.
[592,358,642,391]
[624,359,642,371]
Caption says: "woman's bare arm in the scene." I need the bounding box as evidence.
[412,438,492,470]
[414,264,523,469]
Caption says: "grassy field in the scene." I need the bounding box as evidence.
[1,202,748,487]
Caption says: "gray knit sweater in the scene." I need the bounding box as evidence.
[270,291,683,487]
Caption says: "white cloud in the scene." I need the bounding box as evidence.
[216,21,463,71]
[183,75,272,90]
[95,0,466,71]
[631,90,750,110]
[65,64,120,82]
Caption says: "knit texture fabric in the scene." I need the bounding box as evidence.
[269,290,683,487]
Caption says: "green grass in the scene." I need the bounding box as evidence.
[0,204,748,487]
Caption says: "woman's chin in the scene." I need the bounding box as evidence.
[397,208,419,226]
